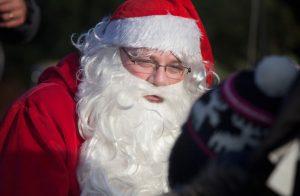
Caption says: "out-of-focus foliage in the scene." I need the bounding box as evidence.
[194,0,300,77]
[33,0,123,58]
[194,0,252,70]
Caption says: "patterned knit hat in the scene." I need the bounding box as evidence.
[100,0,214,85]
[168,55,299,188]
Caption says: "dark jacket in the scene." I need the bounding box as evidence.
[0,0,40,78]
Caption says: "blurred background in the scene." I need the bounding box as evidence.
[0,0,299,118]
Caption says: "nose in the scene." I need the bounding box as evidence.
[146,66,169,86]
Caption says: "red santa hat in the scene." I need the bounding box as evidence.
[101,0,214,85]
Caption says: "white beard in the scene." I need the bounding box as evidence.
[76,49,196,196]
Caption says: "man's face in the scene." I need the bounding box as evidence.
[120,47,188,103]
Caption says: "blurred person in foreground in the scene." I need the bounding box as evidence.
[0,0,216,195]
[165,56,300,196]
[0,0,40,78]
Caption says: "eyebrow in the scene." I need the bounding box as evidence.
[148,56,182,65]
[127,48,183,65]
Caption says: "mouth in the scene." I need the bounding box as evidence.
[144,95,164,103]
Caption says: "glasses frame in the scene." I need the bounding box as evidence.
[121,48,191,78]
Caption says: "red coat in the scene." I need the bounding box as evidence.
[0,53,84,196]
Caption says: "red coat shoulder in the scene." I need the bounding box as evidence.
[0,55,83,196]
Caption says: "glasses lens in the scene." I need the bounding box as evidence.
[123,48,189,80]
[166,66,187,79]
[133,61,155,74]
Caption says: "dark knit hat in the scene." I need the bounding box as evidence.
[168,55,299,188]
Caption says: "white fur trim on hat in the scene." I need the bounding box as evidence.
[102,15,202,62]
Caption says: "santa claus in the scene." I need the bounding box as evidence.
[0,0,214,196]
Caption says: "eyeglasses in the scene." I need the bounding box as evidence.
[121,48,191,80]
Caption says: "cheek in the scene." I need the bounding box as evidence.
[130,72,149,80]
[124,66,149,81]
[166,76,185,85]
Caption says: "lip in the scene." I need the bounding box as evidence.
[144,95,164,103]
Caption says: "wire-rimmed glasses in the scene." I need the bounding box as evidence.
[121,48,191,80]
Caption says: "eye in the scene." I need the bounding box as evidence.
[166,65,185,74]
[134,59,155,68]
